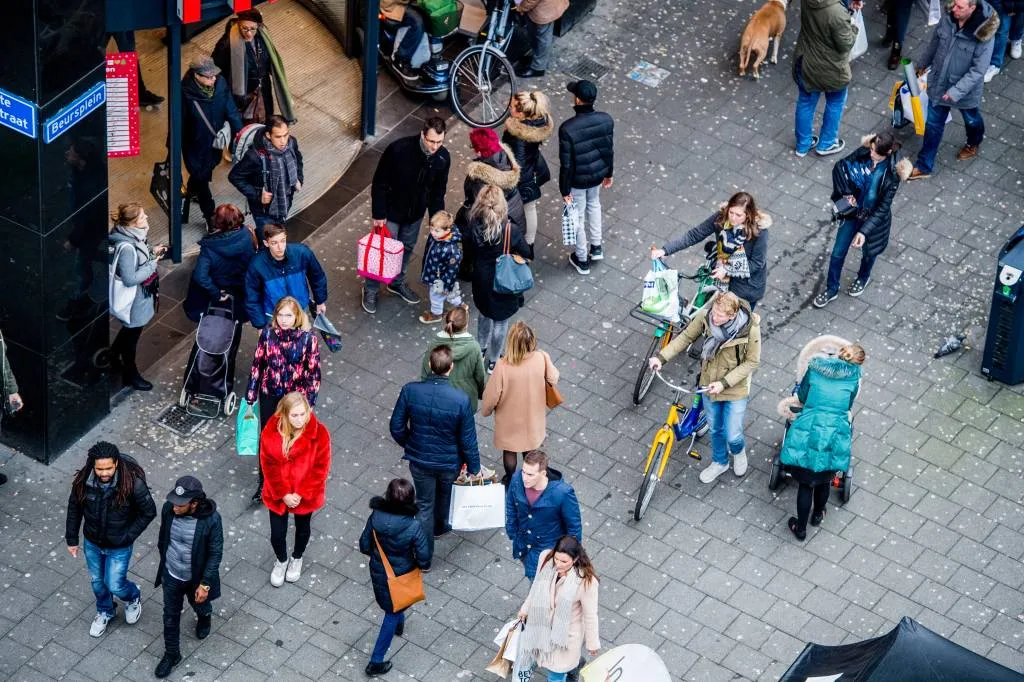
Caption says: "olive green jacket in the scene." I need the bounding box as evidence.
[793,0,859,92]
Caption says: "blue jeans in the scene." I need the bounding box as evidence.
[370,610,405,663]
[705,398,748,465]
[826,218,876,295]
[915,102,984,174]
[992,10,1024,69]
[527,19,555,71]
[365,220,422,291]
[83,539,140,617]
[794,61,848,153]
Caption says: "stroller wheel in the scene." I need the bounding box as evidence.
[768,454,782,491]
[840,465,854,504]
[224,393,238,416]
[178,388,188,409]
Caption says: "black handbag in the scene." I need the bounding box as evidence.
[149,161,171,216]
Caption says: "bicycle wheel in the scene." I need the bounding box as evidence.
[449,44,516,128]
[633,333,662,405]
[634,442,667,521]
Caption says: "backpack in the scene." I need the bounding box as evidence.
[233,123,265,165]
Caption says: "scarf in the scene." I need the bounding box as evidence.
[716,225,750,279]
[229,25,295,121]
[266,143,298,220]
[702,307,749,362]
[515,559,584,672]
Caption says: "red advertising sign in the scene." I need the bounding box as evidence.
[105,52,140,158]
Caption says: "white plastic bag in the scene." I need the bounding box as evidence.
[927,0,941,26]
[492,619,523,662]
[109,242,136,325]
[641,260,679,322]
[850,10,868,61]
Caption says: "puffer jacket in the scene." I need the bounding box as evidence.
[419,227,462,292]
[462,146,527,237]
[359,496,431,613]
[109,226,158,329]
[558,104,614,196]
[793,0,858,92]
[657,294,761,402]
[389,375,481,473]
[154,499,223,599]
[779,356,860,473]
[420,332,487,411]
[505,467,583,579]
[502,115,553,203]
[65,455,157,549]
[181,72,242,182]
[917,0,998,110]
[185,226,257,323]
[243,243,328,328]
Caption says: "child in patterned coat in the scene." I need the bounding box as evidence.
[419,211,465,324]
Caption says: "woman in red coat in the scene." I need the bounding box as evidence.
[260,391,331,587]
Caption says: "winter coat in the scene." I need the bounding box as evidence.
[831,135,913,260]
[0,331,17,401]
[65,455,157,549]
[260,412,332,515]
[420,332,486,411]
[917,0,999,110]
[480,350,559,452]
[505,467,582,579]
[793,0,858,92]
[228,135,304,222]
[154,499,223,599]
[390,375,481,473]
[245,326,321,405]
[371,135,451,224]
[243,244,328,328]
[359,496,432,613]
[657,295,761,402]
[465,218,531,322]
[779,356,860,474]
[420,228,463,292]
[181,72,242,182]
[558,104,614,196]
[662,209,772,306]
[185,227,257,323]
[461,145,527,237]
[517,0,569,24]
[212,23,274,120]
[502,115,554,204]
[109,226,158,329]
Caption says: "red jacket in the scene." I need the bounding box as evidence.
[260,413,332,515]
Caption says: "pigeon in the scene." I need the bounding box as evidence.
[934,332,968,359]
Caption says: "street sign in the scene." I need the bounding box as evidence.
[0,87,37,139]
[43,82,106,144]
[105,52,141,157]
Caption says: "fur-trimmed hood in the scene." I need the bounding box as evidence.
[503,115,553,144]
[369,495,419,518]
[716,202,773,230]
[859,135,913,181]
[465,143,521,191]
[795,334,851,381]
[961,0,1000,43]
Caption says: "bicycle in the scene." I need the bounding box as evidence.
[449,0,518,127]
[634,371,709,521]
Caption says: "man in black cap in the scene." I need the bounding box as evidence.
[153,476,224,678]
[559,80,614,276]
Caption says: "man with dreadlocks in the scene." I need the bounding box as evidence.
[65,441,157,638]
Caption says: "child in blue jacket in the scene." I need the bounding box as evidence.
[419,211,464,324]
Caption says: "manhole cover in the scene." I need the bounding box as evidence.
[565,56,612,82]
[155,405,207,438]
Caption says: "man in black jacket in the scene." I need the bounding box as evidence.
[66,441,157,638]
[229,116,304,239]
[559,80,614,276]
[153,476,224,678]
[363,117,451,314]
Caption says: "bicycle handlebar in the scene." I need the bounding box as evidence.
[654,370,707,394]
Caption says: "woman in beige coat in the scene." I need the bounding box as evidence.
[481,321,559,485]
[514,536,600,681]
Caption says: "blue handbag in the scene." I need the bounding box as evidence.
[493,222,533,295]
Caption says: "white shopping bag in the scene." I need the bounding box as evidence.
[493,619,523,662]
[850,11,868,61]
[927,0,941,25]
[448,481,506,531]
[640,260,680,322]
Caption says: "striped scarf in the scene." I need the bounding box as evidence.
[515,560,583,672]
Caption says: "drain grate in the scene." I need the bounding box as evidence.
[155,405,207,438]
[565,56,612,82]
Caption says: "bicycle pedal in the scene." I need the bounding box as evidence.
[688,450,702,460]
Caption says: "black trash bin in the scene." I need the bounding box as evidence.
[981,224,1024,385]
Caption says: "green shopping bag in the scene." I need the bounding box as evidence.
[236,400,259,456]
[641,259,680,320]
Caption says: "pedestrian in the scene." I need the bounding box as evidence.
[0,328,24,485]
[651,192,771,310]
[464,186,531,371]
[780,342,865,540]
[65,441,156,638]
[108,30,164,106]
[814,132,911,307]
[153,476,223,678]
[260,391,332,586]
[184,203,257,325]
[243,223,328,328]
[109,203,167,391]
[648,292,761,484]
[884,0,916,69]
[359,478,432,677]
[363,117,451,314]
[481,321,560,484]
[559,80,614,275]
[514,0,569,78]
[909,0,999,179]
[389,345,482,555]
[379,0,427,82]
[229,116,304,238]
[461,127,527,239]
[502,90,554,255]
[418,210,464,324]
[792,0,861,158]
[515,535,600,682]
[505,450,582,580]
[182,56,243,231]
[212,8,295,125]
[246,296,322,502]
[420,307,486,411]
[985,0,1023,81]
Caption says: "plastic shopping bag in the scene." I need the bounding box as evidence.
[850,11,867,61]
[236,400,259,456]
[313,313,343,353]
[927,0,941,25]
[640,260,680,321]
[561,199,578,247]
[448,480,506,531]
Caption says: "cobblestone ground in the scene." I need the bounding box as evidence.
[2,2,1023,680]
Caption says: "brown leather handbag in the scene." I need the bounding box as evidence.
[372,530,425,611]
[545,381,563,409]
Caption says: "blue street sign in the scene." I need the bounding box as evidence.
[0,87,37,139]
[43,82,106,144]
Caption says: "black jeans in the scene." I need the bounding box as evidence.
[409,463,458,556]
[795,482,831,533]
[269,509,312,562]
[111,325,145,379]
[186,165,217,221]
[162,570,212,656]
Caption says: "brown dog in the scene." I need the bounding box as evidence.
[739,0,788,80]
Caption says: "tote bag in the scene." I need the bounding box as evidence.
[493,222,534,295]
[235,400,259,456]
[448,479,506,531]
[561,199,578,246]
[357,225,404,283]
[372,530,425,611]
[109,242,136,325]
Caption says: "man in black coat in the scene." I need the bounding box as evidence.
[558,80,614,276]
[229,116,304,240]
[152,476,224,678]
[363,117,451,314]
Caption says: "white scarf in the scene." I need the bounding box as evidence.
[515,559,583,672]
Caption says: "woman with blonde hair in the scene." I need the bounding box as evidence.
[246,295,321,502]
[259,391,331,586]
[503,91,554,253]
[481,321,559,484]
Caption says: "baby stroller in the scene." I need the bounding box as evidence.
[767,335,854,504]
[179,294,241,419]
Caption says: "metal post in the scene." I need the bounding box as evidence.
[167,0,184,263]
[361,0,379,140]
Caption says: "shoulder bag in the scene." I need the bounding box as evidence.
[372,530,425,611]
[193,100,232,150]
[493,222,534,295]
[109,242,136,325]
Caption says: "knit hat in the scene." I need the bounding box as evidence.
[236,8,263,23]
[189,56,221,77]
[469,127,502,157]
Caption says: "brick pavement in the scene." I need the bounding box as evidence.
[2,2,1023,680]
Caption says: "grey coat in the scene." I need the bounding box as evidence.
[109,227,158,328]
[917,0,999,110]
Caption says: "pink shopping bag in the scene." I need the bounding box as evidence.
[357,225,404,283]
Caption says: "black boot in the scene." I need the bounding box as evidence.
[126,374,153,391]
[251,472,264,504]
[365,661,393,676]
[155,653,181,678]
[395,619,404,637]
[887,42,902,70]
[196,614,212,639]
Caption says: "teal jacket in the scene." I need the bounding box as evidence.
[779,357,860,473]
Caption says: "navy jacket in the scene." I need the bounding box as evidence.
[181,72,242,182]
[558,104,614,196]
[185,227,257,323]
[244,244,328,328]
[389,375,481,474]
[154,499,224,600]
[505,467,583,579]
[359,496,432,613]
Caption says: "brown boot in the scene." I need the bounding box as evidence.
[956,144,979,161]
[887,42,902,70]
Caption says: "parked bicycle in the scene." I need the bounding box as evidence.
[449,0,519,127]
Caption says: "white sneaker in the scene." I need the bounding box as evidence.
[124,597,142,624]
[270,560,288,587]
[285,557,303,583]
[984,65,1000,83]
[699,461,730,484]
[1010,40,1022,60]
[733,451,749,476]
[90,611,114,637]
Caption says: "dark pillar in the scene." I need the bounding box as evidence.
[0,0,110,462]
